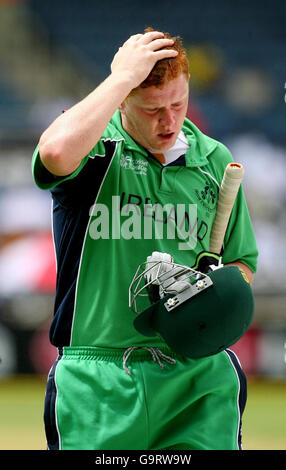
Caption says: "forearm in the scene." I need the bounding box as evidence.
[226,261,254,284]
[38,72,134,176]
[38,31,177,176]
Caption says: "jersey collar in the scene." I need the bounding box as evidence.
[111,110,149,157]
[182,118,218,168]
[111,109,218,168]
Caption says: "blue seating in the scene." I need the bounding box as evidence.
[2,0,285,142]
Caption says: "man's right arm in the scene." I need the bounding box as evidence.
[38,31,178,177]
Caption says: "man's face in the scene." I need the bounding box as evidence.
[120,74,189,154]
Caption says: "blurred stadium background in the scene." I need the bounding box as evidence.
[0,0,285,450]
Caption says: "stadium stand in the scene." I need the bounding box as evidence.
[0,0,285,142]
[0,1,285,378]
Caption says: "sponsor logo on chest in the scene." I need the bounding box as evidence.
[120,154,148,176]
[195,181,217,215]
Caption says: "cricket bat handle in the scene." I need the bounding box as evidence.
[209,162,244,255]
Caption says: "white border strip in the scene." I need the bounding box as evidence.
[198,166,220,188]
[54,355,62,450]
[224,349,244,450]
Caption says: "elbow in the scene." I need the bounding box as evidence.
[38,129,82,176]
[39,133,63,166]
[38,133,71,176]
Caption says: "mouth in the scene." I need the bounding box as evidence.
[157,132,175,141]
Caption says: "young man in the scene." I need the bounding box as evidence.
[32,29,258,450]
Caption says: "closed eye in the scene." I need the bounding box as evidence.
[145,108,159,114]
[172,102,184,109]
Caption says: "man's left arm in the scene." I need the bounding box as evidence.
[226,261,253,284]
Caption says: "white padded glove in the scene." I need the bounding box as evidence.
[145,252,173,284]
[145,252,191,297]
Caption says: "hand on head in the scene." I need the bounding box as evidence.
[111,30,178,89]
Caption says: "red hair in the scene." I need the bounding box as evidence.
[139,27,189,90]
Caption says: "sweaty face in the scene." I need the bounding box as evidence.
[120,74,189,154]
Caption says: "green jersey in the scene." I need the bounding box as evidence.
[32,110,258,348]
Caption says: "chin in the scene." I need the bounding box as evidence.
[159,139,177,151]
[157,136,177,150]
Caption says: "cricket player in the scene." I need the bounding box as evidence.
[32,28,258,450]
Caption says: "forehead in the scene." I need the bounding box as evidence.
[131,74,189,107]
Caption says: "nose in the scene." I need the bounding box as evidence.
[159,108,175,127]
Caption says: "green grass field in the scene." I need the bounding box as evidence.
[0,375,285,450]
